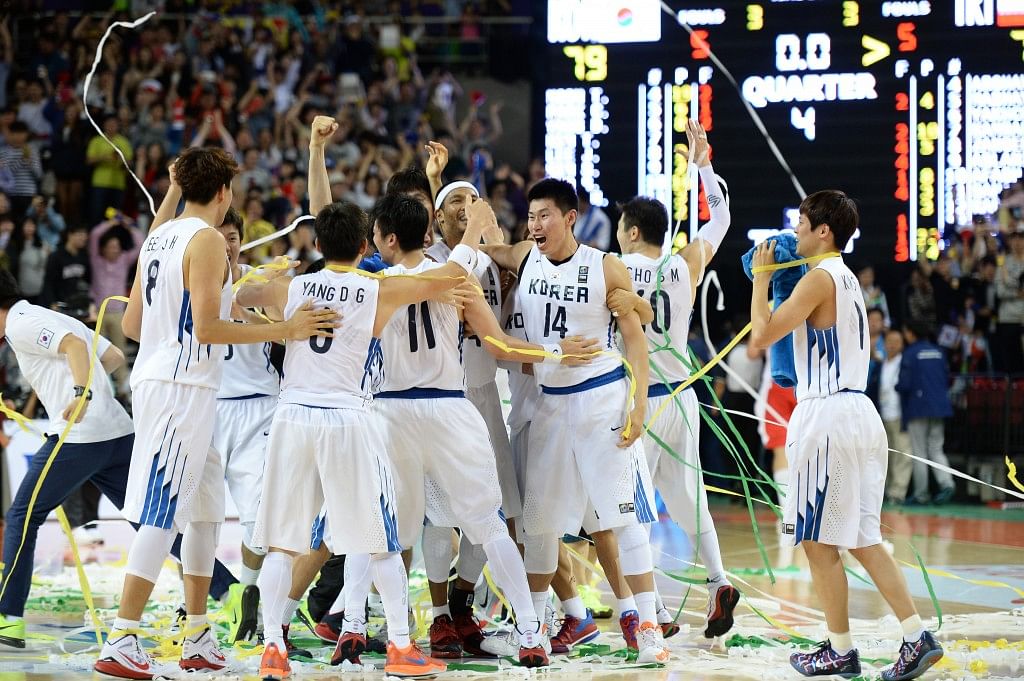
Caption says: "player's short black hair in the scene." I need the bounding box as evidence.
[219,206,245,241]
[619,196,669,246]
[386,167,432,202]
[372,194,430,252]
[305,258,326,274]
[0,268,23,309]
[527,178,579,215]
[314,200,369,262]
[800,190,859,250]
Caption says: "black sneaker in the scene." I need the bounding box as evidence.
[282,624,313,660]
[790,640,862,678]
[233,585,260,642]
[882,631,944,680]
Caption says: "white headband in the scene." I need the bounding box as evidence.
[434,181,479,210]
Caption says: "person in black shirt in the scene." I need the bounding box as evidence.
[39,223,90,317]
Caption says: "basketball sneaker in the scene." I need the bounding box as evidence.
[331,631,367,665]
[704,582,740,638]
[452,612,492,657]
[259,642,291,680]
[790,641,862,678]
[619,609,639,651]
[549,610,599,653]
[636,621,670,664]
[282,624,312,659]
[428,614,461,659]
[225,583,260,643]
[881,631,944,680]
[179,626,227,670]
[656,607,681,638]
[578,584,613,619]
[385,641,447,677]
[314,610,345,643]
[0,614,25,649]
[95,632,160,679]
[516,622,551,667]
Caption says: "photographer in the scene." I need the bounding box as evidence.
[39,223,90,319]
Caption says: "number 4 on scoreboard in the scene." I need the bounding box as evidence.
[791,106,816,141]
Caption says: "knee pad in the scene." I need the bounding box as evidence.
[182,522,220,578]
[241,522,266,557]
[126,525,177,583]
[614,523,653,576]
[455,533,487,584]
[522,533,559,575]
[421,524,455,584]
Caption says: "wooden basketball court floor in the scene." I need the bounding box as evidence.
[3,502,1022,680]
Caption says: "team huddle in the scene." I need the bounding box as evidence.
[0,114,944,681]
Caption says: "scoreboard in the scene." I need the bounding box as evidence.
[535,0,1024,261]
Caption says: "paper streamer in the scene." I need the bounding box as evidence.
[240,214,313,253]
[83,12,158,217]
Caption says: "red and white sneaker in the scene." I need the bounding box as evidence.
[517,622,551,668]
[179,626,228,670]
[704,583,740,638]
[636,621,670,664]
[94,633,159,680]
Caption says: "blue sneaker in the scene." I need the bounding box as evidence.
[550,609,599,653]
[882,631,944,680]
[790,641,862,678]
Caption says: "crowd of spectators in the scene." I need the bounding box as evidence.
[0,5,540,414]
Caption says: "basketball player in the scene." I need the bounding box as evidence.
[749,191,943,680]
[483,179,670,663]
[211,207,282,643]
[335,193,600,668]
[94,147,336,679]
[617,119,741,639]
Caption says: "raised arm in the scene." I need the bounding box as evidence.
[425,141,448,200]
[749,241,832,349]
[480,239,532,274]
[308,115,338,215]
[151,161,182,231]
[681,119,730,289]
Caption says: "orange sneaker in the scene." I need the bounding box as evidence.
[385,641,447,677]
[259,642,291,680]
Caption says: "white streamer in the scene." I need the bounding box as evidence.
[240,214,313,252]
[83,12,158,217]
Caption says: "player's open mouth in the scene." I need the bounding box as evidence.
[535,236,547,247]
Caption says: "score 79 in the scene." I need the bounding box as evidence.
[563,44,608,82]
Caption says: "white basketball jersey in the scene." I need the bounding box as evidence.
[130,217,232,391]
[517,244,620,388]
[621,253,692,385]
[279,269,382,408]
[792,257,870,402]
[217,265,281,399]
[379,259,465,393]
[426,241,500,388]
[501,283,541,427]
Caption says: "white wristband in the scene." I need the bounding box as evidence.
[542,343,562,364]
[449,244,477,274]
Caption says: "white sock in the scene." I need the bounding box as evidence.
[185,614,208,639]
[829,630,854,655]
[617,596,637,614]
[901,614,924,642]
[111,617,139,639]
[432,604,451,620]
[329,583,348,616]
[695,530,727,583]
[257,552,293,651]
[371,553,411,648]
[634,591,657,625]
[561,596,585,620]
[774,468,790,501]
[530,591,550,623]
[344,554,374,621]
[282,598,300,625]
[654,588,665,613]
[482,535,539,628]
[239,564,261,587]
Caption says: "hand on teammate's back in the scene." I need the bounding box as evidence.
[284,300,341,340]
[559,336,601,366]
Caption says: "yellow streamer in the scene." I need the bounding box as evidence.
[1006,456,1024,493]
[896,560,1024,600]
[56,507,106,645]
[750,251,839,273]
[480,566,513,622]
[0,394,38,434]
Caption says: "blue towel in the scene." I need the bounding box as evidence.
[358,252,387,273]
[741,233,804,388]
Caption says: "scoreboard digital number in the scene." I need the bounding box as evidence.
[536,0,1024,262]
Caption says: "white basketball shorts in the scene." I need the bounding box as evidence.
[467,381,522,519]
[213,395,276,526]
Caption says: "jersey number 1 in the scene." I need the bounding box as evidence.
[408,302,436,352]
